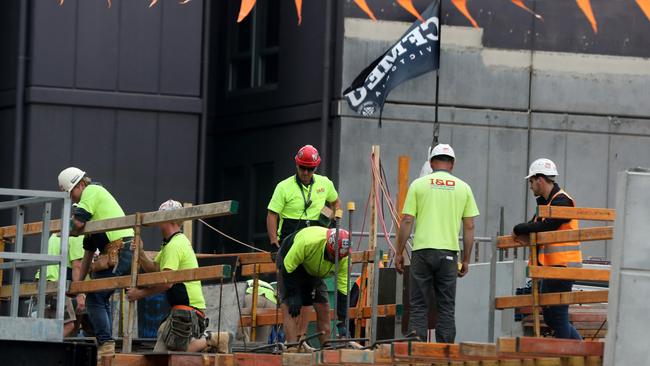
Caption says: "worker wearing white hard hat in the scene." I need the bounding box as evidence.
[396,143,479,342]
[57,167,134,360]
[512,158,583,339]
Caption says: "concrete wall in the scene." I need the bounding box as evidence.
[336,20,650,260]
[604,169,650,366]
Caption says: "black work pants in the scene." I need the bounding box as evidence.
[409,249,458,343]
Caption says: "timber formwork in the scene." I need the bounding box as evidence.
[104,337,605,366]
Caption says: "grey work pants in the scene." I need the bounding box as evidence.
[409,249,458,343]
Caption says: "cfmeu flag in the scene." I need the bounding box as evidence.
[344,0,441,117]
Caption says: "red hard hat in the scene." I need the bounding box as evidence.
[326,228,351,259]
[295,145,321,168]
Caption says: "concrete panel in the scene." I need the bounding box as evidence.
[607,135,650,209]
[485,128,529,238]
[30,0,76,87]
[76,0,119,90]
[565,132,610,259]
[160,0,203,96]
[118,1,162,93]
[531,52,650,117]
[456,261,514,342]
[605,171,650,366]
[203,282,248,337]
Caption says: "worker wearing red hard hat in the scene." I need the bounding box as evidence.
[266,145,342,249]
[276,226,351,348]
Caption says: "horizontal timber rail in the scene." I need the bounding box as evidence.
[497,226,613,249]
[528,266,611,282]
[239,304,398,327]
[240,250,375,276]
[1,200,238,238]
[67,264,231,295]
[495,290,609,309]
[537,206,616,221]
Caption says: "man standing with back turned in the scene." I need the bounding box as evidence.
[394,144,479,343]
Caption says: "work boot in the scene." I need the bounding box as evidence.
[298,342,315,353]
[206,331,231,354]
[96,340,115,363]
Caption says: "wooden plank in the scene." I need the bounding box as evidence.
[497,227,614,249]
[240,250,375,276]
[366,145,379,340]
[68,264,231,294]
[537,206,616,221]
[460,342,497,357]
[239,304,397,327]
[495,290,609,309]
[240,263,276,276]
[518,337,604,357]
[182,202,193,243]
[1,220,62,239]
[0,281,59,299]
[397,156,409,217]
[123,213,142,353]
[1,200,238,238]
[528,266,610,282]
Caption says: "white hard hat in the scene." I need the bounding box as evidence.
[158,199,183,211]
[58,167,86,192]
[428,144,455,160]
[525,158,558,179]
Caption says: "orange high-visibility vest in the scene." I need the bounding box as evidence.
[535,190,583,268]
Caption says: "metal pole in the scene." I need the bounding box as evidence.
[37,202,52,318]
[58,199,71,325]
[10,206,25,317]
[345,202,355,339]
[488,234,497,342]
[431,0,442,147]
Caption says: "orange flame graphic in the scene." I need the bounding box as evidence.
[397,0,424,22]
[237,0,256,23]
[354,0,377,21]
[511,0,543,20]
[636,0,650,23]
[451,0,479,28]
[295,0,303,25]
[576,0,598,33]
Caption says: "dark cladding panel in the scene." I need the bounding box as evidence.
[30,0,76,87]
[155,113,199,202]
[0,109,15,189]
[118,1,162,93]
[24,105,74,190]
[114,111,158,214]
[71,107,117,189]
[160,1,203,96]
[76,0,120,90]
[0,1,18,92]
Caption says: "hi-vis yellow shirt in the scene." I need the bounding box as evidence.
[267,174,338,236]
[35,233,85,281]
[77,184,134,242]
[283,226,348,295]
[402,170,479,252]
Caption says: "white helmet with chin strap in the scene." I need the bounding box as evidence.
[525,158,558,179]
[58,167,86,192]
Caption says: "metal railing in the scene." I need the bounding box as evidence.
[0,188,72,342]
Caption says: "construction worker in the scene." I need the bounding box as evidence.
[512,158,583,339]
[58,167,134,357]
[34,232,85,337]
[395,144,479,343]
[266,145,341,249]
[277,226,351,349]
[126,199,230,352]
[239,279,278,342]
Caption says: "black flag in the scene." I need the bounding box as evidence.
[343,1,441,118]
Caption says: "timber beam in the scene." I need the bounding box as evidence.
[495,290,609,309]
[527,266,610,282]
[239,304,398,327]
[497,226,613,249]
[537,206,616,221]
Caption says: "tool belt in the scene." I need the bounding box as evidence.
[160,305,209,351]
[90,239,123,273]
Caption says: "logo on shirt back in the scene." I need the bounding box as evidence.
[430,178,456,190]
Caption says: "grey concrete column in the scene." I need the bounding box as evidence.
[604,169,650,366]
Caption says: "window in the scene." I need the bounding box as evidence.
[228,0,280,92]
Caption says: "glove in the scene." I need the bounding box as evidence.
[336,322,348,338]
[287,294,302,318]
